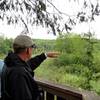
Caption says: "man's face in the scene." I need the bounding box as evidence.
[27,48,33,60]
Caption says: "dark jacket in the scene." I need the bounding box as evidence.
[1,52,46,100]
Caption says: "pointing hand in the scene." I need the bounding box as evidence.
[46,52,60,58]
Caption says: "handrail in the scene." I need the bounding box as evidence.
[36,79,100,100]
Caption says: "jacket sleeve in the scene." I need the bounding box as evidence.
[27,53,46,71]
[10,74,33,100]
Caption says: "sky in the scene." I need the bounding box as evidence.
[0,22,57,39]
[0,0,100,39]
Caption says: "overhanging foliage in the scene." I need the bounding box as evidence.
[0,0,100,35]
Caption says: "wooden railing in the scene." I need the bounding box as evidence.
[36,80,100,100]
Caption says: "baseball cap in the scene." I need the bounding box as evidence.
[13,35,36,48]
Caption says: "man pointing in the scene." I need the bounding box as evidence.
[1,35,59,100]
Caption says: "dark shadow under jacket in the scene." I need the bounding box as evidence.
[1,52,46,100]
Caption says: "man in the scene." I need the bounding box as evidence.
[1,35,59,100]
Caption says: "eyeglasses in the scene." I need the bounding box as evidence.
[31,44,37,48]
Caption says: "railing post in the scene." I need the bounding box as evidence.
[46,92,54,100]
[57,96,66,100]
[38,87,45,100]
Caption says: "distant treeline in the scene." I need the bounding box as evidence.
[0,36,56,57]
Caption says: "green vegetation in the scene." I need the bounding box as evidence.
[0,34,100,95]
[0,36,13,59]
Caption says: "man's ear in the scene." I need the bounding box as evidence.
[26,48,29,54]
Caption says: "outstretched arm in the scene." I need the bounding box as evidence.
[27,53,46,71]
[27,52,60,71]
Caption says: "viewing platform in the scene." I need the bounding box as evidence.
[36,80,100,100]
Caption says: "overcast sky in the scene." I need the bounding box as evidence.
[0,0,100,39]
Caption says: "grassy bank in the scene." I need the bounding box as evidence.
[35,59,100,95]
